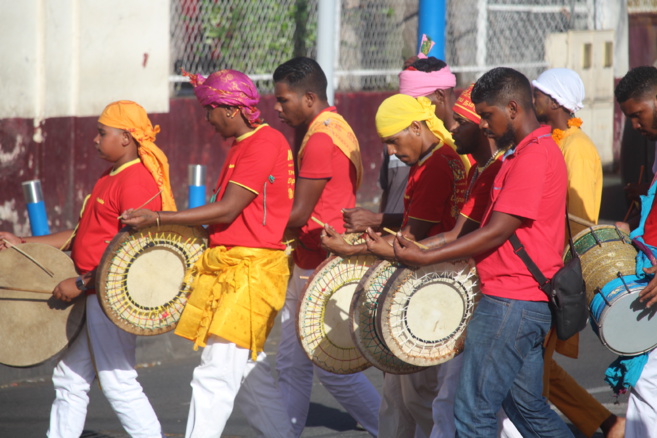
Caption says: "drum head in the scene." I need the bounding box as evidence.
[297,253,379,374]
[564,225,636,303]
[350,260,424,374]
[597,285,657,356]
[377,260,480,367]
[97,224,208,336]
[0,243,85,367]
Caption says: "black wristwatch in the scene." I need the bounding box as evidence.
[75,275,89,291]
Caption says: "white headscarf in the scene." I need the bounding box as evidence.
[532,68,585,114]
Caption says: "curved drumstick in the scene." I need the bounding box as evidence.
[2,239,54,277]
[632,238,657,266]
[0,285,52,294]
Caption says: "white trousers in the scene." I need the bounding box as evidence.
[626,347,657,438]
[48,295,162,438]
[185,336,292,438]
[276,265,381,437]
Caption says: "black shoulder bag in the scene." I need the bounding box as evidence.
[509,210,588,340]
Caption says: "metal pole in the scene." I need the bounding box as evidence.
[22,180,50,236]
[317,0,336,105]
[188,164,207,209]
[418,0,446,60]
[476,0,489,77]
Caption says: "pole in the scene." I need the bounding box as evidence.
[188,164,207,209]
[418,0,446,60]
[317,0,337,105]
[22,180,50,236]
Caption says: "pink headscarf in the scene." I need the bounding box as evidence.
[399,65,457,98]
[182,69,262,126]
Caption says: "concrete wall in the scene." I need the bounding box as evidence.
[0,0,170,121]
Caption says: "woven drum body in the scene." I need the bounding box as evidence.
[0,243,85,367]
[97,224,208,336]
[377,260,480,367]
[350,260,424,374]
[564,225,637,303]
[297,253,379,374]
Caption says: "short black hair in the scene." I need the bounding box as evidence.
[407,57,447,73]
[273,57,328,101]
[615,66,657,104]
[471,67,533,112]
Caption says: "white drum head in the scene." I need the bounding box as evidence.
[598,291,657,356]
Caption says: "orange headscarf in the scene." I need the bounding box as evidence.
[98,101,177,211]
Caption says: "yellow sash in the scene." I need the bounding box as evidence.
[299,110,364,189]
[175,246,289,360]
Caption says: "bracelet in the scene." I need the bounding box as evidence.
[155,211,161,227]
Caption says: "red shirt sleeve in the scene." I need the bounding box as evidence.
[460,160,501,223]
[299,132,334,179]
[406,158,452,223]
[116,168,163,212]
[229,135,279,194]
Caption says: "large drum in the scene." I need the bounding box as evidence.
[590,275,657,356]
[297,253,379,374]
[564,225,637,303]
[377,260,480,367]
[97,224,208,336]
[0,243,85,367]
[350,260,424,374]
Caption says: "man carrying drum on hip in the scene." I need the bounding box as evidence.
[1,100,176,438]
[122,69,295,438]
[614,65,657,438]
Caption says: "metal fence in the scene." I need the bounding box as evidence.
[170,0,641,94]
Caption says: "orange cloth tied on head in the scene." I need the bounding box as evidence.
[98,100,177,211]
[453,83,481,125]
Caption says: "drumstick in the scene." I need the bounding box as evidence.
[623,165,645,222]
[2,239,54,277]
[117,189,163,219]
[310,216,325,227]
[0,285,52,295]
[382,227,429,250]
[567,213,596,228]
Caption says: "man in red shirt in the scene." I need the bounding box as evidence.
[394,67,572,437]
[272,56,381,438]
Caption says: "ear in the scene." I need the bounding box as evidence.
[121,131,132,147]
[410,120,423,136]
[433,89,446,104]
[304,91,317,108]
[507,100,519,120]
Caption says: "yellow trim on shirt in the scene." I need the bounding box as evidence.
[236,123,267,142]
[407,215,440,224]
[459,212,481,224]
[229,180,259,195]
[417,143,441,167]
[110,158,140,176]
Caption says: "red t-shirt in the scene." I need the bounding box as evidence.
[402,143,467,237]
[459,156,503,224]
[475,126,567,302]
[294,109,358,269]
[209,125,295,250]
[71,160,162,275]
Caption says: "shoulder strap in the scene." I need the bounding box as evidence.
[509,234,550,296]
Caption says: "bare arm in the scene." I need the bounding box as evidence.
[0,230,75,251]
[421,215,481,249]
[121,183,257,229]
[394,211,523,266]
[287,177,328,228]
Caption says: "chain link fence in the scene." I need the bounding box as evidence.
[170,0,634,94]
[628,0,657,13]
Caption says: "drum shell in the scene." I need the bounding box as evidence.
[590,276,657,356]
[564,225,637,304]
[349,260,424,374]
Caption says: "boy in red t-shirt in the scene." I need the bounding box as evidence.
[1,100,175,437]
[271,56,381,438]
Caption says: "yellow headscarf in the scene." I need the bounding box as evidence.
[375,95,471,171]
[98,101,177,211]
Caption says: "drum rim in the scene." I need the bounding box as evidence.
[376,260,480,367]
[296,253,378,374]
[349,260,424,375]
[96,224,208,336]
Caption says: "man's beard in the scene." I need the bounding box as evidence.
[495,124,516,150]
